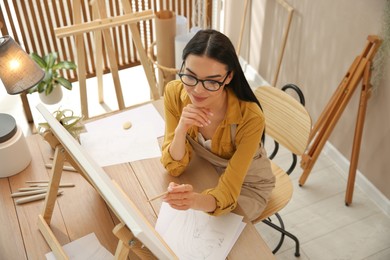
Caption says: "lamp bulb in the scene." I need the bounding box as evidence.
[9,59,20,70]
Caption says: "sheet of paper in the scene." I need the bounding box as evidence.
[80,125,161,167]
[155,202,246,260]
[84,103,165,137]
[45,233,113,260]
[80,103,165,167]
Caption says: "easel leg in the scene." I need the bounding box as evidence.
[121,0,160,100]
[345,63,371,206]
[299,55,368,187]
[73,0,89,118]
[113,223,131,259]
[37,215,68,260]
[299,80,355,186]
[42,145,66,223]
[91,3,104,104]
[93,0,125,110]
[38,144,69,259]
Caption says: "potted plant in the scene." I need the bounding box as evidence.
[28,52,77,105]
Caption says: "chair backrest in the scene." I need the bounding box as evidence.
[254,86,312,155]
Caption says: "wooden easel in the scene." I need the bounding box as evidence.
[54,0,159,119]
[38,131,157,259]
[299,35,382,205]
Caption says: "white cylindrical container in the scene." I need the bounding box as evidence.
[0,114,31,178]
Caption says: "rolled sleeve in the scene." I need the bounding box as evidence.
[160,142,192,176]
[202,189,237,216]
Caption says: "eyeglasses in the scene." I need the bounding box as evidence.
[178,63,230,92]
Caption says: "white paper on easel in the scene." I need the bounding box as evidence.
[80,125,161,167]
[84,103,165,137]
[155,202,246,260]
[45,233,113,260]
[79,103,164,167]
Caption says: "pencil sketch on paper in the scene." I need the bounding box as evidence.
[155,202,245,260]
[181,210,224,259]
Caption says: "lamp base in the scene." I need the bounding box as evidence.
[0,114,31,178]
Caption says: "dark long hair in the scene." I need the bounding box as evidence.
[182,29,261,108]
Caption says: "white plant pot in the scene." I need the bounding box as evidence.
[39,85,63,105]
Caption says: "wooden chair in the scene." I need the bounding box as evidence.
[252,85,312,257]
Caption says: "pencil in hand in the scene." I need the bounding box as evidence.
[147,184,187,202]
[147,191,169,202]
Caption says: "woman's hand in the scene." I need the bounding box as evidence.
[163,182,217,212]
[168,104,213,161]
[163,182,196,210]
[176,104,213,134]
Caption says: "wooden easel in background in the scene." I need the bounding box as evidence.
[54,0,159,119]
[299,35,382,205]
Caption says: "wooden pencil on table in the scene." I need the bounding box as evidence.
[11,189,47,198]
[45,164,77,172]
[18,187,48,192]
[29,183,75,188]
[25,180,49,183]
[15,190,63,205]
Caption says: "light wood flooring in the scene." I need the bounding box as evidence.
[1,66,390,259]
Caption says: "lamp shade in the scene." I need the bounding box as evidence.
[0,36,45,94]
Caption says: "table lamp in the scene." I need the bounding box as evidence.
[0,35,45,177]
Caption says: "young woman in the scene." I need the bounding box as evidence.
[160,29,275,221]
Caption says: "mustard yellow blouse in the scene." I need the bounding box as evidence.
[160,80,265,216]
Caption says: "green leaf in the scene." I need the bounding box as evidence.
[27,86,37,94]
[55,77,72,90]
[45,82,53,95]
[29,52,76,96]
[53,109,64,121]
[38,108,85,140]
[30,53,46,69]
[43,69,53,83]
[61,116,81,128]
[37,81,46,93]
[44,52,58,69]
[37,122,50,133]
[53,61,77,70]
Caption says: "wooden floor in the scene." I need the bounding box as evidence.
[1,65,390,259]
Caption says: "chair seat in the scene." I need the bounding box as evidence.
[252,161,293,223]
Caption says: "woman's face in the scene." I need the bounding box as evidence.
[181,55,233,108]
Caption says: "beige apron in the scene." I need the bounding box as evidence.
[186,125,275,221]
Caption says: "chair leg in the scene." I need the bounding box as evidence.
[265,215,286,254]
[262,213,300,257]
